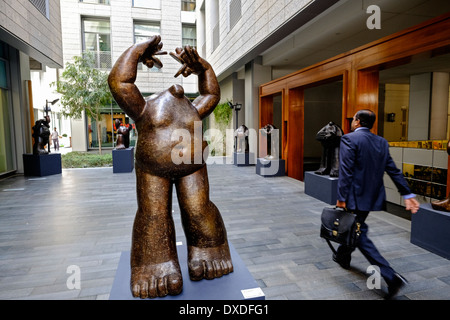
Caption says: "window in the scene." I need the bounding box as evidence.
[82,19,111,69]
[181,0,196,12]
[211,0,220,52]
[182,24,197,48]
[0,41,14,174]
[29,0,49,19]
[133,0,161,9]
[229,0,241,30]
[134,22,160,71]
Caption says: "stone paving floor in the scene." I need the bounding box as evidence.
[1,159,450,300]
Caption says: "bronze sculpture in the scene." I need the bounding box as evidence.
[32,115,51,155]
[315,121,343,177]
[114,119,130,149]
[234,124,249,153]
[108,36,233,299]
[261,124,277,160]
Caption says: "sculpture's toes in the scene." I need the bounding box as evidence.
[188,244,234,281]
[131,265,183,299]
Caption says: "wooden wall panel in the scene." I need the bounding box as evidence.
[355,68,380,133]
[259,95,274,129]
[287,88,304,181]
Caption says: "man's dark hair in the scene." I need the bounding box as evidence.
[355,109,376,129]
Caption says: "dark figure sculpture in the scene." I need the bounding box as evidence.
[114,119,130,149]
[431,140,450,211]
[108,36,233,299]
[32,115,51,155]
[315,121,343,177]
[261,124,277,160]
[234,124,249,153]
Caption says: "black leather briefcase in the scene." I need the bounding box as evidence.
[320,206,361,254]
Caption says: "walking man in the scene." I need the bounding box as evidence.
[335,109,420,299]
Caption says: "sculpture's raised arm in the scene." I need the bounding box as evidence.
[108,35,166,120]
[171,46,220,119]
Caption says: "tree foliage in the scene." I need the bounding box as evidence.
[213,101,233,131]
[52,52,112,154]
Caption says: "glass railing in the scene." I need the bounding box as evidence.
[83,51,112,69]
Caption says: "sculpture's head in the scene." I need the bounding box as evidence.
[316,121,343,144]
[168,84,185,99]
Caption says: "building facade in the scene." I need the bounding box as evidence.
[0,0,63,176]
[59,0,198,151]
[198,0,450,208]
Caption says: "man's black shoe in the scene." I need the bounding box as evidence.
[332,253,350,269]
[385,273,408,299]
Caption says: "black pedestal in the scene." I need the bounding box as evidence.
[233,152,255,166]
[109,242,265,300]
[304,171,338,205]
[23,153,62,176]
[411,203,450,260]
[256,158,285,177]
[112,147,134,173]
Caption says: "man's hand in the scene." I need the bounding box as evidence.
[405,197,420,214]
[138,35,167,69]
[336,200,346,209]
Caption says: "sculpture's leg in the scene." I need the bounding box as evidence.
[175,165,233,281]
[329,146,340,177]
[115,134,126,149]
[315,146,329,175]
[130,166,182,298]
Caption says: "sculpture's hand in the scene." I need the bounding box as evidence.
[138,35,167,69]
[170,45,206,77]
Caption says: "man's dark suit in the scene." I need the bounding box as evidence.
[336,127,413,285]
[338,127,412,211]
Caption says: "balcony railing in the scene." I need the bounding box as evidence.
[83,51,112,69]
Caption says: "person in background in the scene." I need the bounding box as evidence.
[51,127,59,152]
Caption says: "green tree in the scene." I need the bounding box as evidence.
[53,53,112,154]
[211,101,233,156]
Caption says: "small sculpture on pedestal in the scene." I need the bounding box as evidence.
[431,140,450,212]
[234,124,249,153]
[114,119,130,150]
[261,124,278,160]
[315,121,343,177]
[32,115,51,155]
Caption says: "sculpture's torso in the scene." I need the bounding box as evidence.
[135,88,207,178]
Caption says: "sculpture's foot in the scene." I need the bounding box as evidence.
[188,242,234,281]
[315,168,328,175]
[431,197,450,212]
[35,147,49,155]
[115,144,126,150]
[329,169,339,177]
[131,260,183,299]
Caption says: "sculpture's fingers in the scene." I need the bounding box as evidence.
[182,45,195,64]
[174,64,187,77]
[181,67,193,78]
[175,47,183,55]
[147,35,161,46]
[170,51,185,65]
